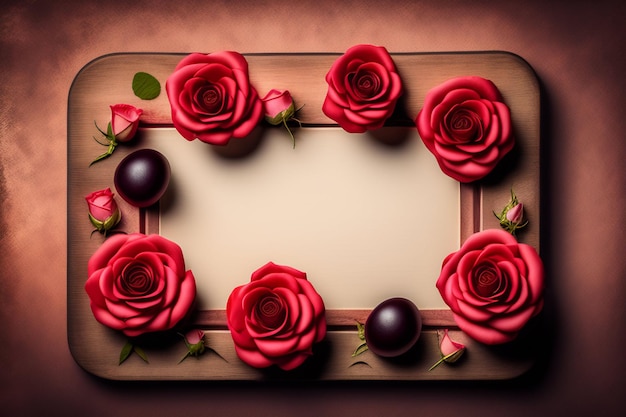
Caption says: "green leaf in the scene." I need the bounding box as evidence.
[133,345,149,363]
[356,321,366,341]
[132,72,161,100]
[119,341,134,365]
[348,360,372,368]
[352,342,369,357]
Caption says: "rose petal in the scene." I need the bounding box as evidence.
[439,329,465,356]
[452,312,514,345]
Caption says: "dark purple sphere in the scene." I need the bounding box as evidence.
[364,297,422,357]
[114,149,170,208]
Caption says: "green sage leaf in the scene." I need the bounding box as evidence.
[132,72,161,100]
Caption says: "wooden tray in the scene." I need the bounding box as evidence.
[67,52,541,380]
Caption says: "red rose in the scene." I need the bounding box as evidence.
[85,187,121,233]
[436,229,544,344]
[165,51,263,145]
[226,262,326,370]
[85,233,196,337]
[416,76,514,183]
[322,44,403,133]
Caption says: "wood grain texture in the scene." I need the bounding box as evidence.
[67,52,540,380]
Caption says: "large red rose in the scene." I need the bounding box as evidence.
[436,229,544,345]
[85,233,196,337]
[322,44,403,133]
[165,51,263,145]
[416,76,514,183]
[226,262,326,370]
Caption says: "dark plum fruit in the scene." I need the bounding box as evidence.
[114,149,170,208]
[364,297,422,357]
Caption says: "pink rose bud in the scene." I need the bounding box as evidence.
[429,329,466,371]
[179,329,206,363]
[262,89,296,125]
[85,188,121,234]
[494,189,528,236]
[110,104,143,142]
[506,202,524,224]
[90,104,143,165]
[261,89,301,148]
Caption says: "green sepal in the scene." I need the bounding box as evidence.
[493,188,528,236]
[351,321,369,357]
[132,72,161,100]
[178,345,228,364]
[265,103,303,148]
[90,122,118,166]
[88,210,121,234]
[356,320,366,341]
[102,209,122,231]
[88,213,105,232]
[265,103,296,126]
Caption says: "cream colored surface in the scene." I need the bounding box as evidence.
[155,127,459,309]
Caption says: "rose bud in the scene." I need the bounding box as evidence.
[262,89,296,124]
[494,188,528,235]
[90,104,143,165]
[429,329,466,371]
[506,202,524,224]
[85,187,121,234]
[261,89,301,147]
[179,329,206,363]
[110,104,143,142]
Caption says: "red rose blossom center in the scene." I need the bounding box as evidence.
[255,294,286,329]
[119,262,155,296]
[472,263,505,298]
[195,84,225,115]
[350,70,381,99]
[445,108,483,143]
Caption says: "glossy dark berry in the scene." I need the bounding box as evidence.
[114,149,170,208]
[364,297,422,357]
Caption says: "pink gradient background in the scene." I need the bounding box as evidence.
[1,0,624,415]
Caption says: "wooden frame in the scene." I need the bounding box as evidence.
[68,52,540,380]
